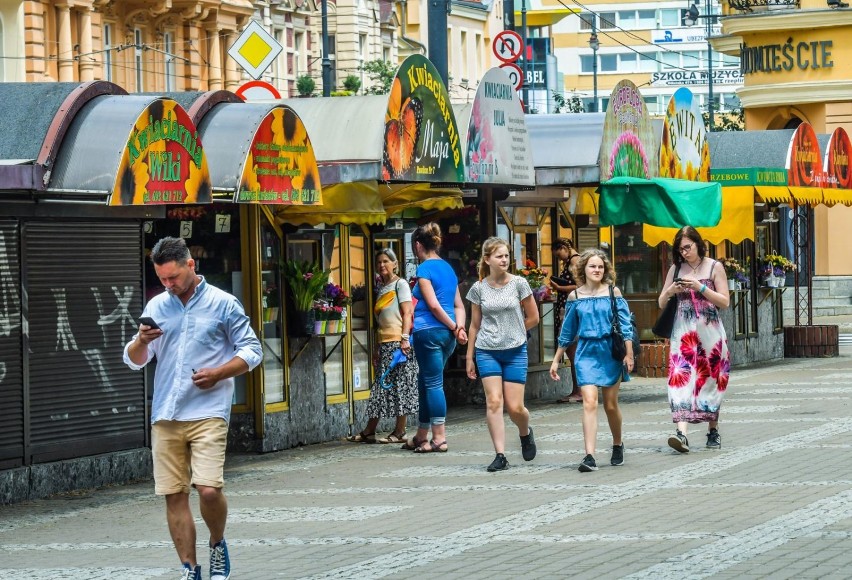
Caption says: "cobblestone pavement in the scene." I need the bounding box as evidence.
[3,351,852,579]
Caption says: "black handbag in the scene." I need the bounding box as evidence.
[609,284,627,361]
[652,296,678,339]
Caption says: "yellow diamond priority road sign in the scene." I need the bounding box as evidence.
[228,20,283,80]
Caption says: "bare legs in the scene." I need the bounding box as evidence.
[483,377,530,453]
[579,383,623,455]
[166,486,227,566]
[678,419,719,435]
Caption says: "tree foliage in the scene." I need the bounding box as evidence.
[552,93,585,114]
[359,60,398,95]
[704,106,744,131]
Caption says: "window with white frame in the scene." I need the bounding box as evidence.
[639,52,656,72]
[272,29,285,82]
[103,23,113,82]
[580,55,594,73]
[134,28,144,92]
[327,34,336,89]
[659,9,681,27]
[359,33,367,87]
[579,13,594,30]
[600,54,617,72]
[618,53,637,73]
[460,30,468,82]
[294,31,304,78]
[599,12,616,30]
[683,50,701,69]
[475,33,483,80]
[164,31,176,91]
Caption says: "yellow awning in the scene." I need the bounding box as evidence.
[789,186,823,205]
[274,181,386,227]
[514,8,578,27]
[642,185,755,246]
[379,183,464,216]
[822,188,852,207]
[755,186,792,204]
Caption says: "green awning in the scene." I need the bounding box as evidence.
[599,177,722,228]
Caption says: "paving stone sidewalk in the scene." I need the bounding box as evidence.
[2,351,852,579]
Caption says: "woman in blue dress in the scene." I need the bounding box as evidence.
[549,249,635,472]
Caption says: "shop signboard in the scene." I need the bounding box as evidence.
[110,99,212,206]
[599,79,657,181]
[382,54,465,183]
[659,87,710,181]
[710,167,787,186]
[237,107,322,204]
[463,68,534,186]
[786,122,823,187]
[823,127,852,189]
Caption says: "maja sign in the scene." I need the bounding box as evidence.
[652,68,742,87]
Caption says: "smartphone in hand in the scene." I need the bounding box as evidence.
[138,316,161,330]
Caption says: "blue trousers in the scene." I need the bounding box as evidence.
[412,327,457,428]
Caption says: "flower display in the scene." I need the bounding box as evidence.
[283,261,329,311]
[321,283,352,308]
[762,252,796,276]
[720,257,745,278]
[516,259,548,290]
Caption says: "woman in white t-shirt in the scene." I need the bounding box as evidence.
[346,248,419,444]
[465,237,540,472]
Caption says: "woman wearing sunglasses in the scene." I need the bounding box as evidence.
[658,226,731,454]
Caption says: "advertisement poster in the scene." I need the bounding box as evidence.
[237,106,322,204]
[464,68,534,186]
[382,55,464,183]
[824,127,852,189]
[659,87,710,181]
[786,122,823,187]
[599,80,657,182]
[111,99,211,206]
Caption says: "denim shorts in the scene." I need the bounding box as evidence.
[475,344,528,384]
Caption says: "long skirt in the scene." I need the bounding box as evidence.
[365,341,419,419]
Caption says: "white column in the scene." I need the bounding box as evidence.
[78,8,94,81]
[208,29,222,90]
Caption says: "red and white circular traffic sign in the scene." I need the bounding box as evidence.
[499,62,524,91]
[492,30,523,63]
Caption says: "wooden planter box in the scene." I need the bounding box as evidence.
[636,340,670,378]
[784,325,839,358]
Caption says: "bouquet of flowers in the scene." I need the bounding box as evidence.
[720,257,745,278]
[516,259,548,290]
[312,303,346,321]
[322,283,352,308]
[283,261,329,311]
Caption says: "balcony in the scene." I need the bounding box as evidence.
[727,0,800,13]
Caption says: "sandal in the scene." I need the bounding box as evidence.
[345,431,376,443]
[413,439,448,453]
[400,436,427,451]
[378,432,406,444]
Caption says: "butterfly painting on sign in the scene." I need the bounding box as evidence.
[381,54,465,183]
[383,77,423,179]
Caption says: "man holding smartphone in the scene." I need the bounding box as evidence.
[124,237,262,580]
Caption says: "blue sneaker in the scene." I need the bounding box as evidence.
[209,539,231,580]
[180,563,202,580]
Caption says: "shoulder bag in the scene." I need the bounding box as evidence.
[652,297,678,338]
[608,284,627,361]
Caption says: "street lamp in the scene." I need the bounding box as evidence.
[588,25,599,113]
[684,0,714,131]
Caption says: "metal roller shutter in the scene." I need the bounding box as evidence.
[25,221,146,463]
[0,221,23,468]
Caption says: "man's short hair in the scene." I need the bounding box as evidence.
[151,237,191,266]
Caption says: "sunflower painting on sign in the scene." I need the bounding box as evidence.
[659,87,710,182]
[382,54,465,183]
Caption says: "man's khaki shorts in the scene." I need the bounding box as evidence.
[151,418,228,495]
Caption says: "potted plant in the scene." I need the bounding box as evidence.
[283,260,328,335]
[296,74,316,97]
[343,74,361,94]
[516,259,551,302]
[313,282,351,333]
[720,257,745,290]
[762,252,796,288]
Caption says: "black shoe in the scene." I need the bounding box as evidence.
[578,454,597,472]
[487,453,509,472]
[520,427,537,461]
[706,428,721,450]
[611,443,625,466]
[668,430,690,453]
